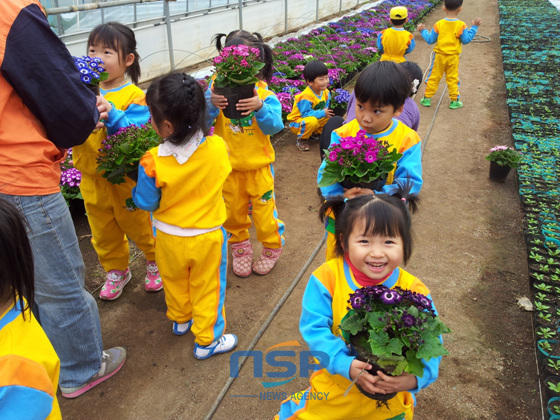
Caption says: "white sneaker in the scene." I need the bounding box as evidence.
[172,319,193,336]
[193,334,238,360]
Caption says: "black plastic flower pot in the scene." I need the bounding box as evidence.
[538,340,560,367]
[548,396,560,419]
[213,84,255,120]
[341,178,385,191]
[489,161,512,182]
[544,376,560,402]
[332,107,347,117]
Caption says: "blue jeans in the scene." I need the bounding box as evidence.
[1,192,103,388]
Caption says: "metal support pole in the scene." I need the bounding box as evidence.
[238,0,243,30]
[284,0,288,34]
[163,1,176,70]
[316,0,319,21]
[339,0,342,13]
[133,3,137,27]
[53,0,64,35]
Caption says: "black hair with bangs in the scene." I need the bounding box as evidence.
[303,60,329,83]
[0,198,34,320]
[354,61,411,111]
[87,22,141,84]
[444,0,463,11]
[319,182,419,264]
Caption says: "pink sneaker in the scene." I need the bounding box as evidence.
[252,247,282,275]
[145,260,163,292]
[100,268,131,300]
[231,239,253,277]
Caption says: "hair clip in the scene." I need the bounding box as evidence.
[344,198,349,202]
[401,197,407,202]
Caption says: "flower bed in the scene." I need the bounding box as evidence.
[498,0,560,411]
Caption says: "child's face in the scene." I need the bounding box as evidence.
[345,218,404,281]
[355,100,403,134]
[88,43,133,85]
[307,75,330,95]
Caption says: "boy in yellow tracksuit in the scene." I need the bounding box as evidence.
[377,6,415,63]
[288,60,334,151]
[417,0,482,109]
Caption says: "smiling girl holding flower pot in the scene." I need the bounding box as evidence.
[275,184,448,420]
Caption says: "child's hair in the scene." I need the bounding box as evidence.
[319,182,419,264]
[213,30,274,83]
[87,22,141,84]
[0,198,34,319]
[444,0,463,11]
[400,61,423,96]
[146,72,208,145]
[390,18,407,26]
[354,61,411,111]
[303,60,329,83]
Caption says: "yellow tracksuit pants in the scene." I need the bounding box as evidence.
[80,174,156,271]
[155,227,228,346]
[289,116,330,140]
[223,165,285,248]
[276,369,414,419]
[424,53,461,101]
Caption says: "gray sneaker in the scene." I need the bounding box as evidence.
[60,347,127,398]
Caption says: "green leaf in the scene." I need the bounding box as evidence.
[416,335,449,360]
[318,165,344,187]
[405,350,425,377]
[340,315,365,336]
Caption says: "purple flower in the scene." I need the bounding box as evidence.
[380,290,403,305]
[401,313,416,327]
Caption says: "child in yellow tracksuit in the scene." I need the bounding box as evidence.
[207,31,285,278]
[377,6,415,63]
[276,188,442,420]
[73,23,161,300]
[417,0,482,109]
[288,60,334,152]
[0,200,61,419]
[317,61,422,261]
[133,73,238,359]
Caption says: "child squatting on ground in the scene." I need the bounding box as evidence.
[287,60,335,151]
[377,6,415,63]
[317,61,423,261]
[416,0,482,109]
[207,30,285,278]
[132,73,238,359]
[0,198,61,419]
[275,185,442,419]
[72,22,162,300]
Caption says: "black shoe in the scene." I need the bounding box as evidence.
[309,133,320,141]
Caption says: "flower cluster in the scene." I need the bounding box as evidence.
[486,145,523,168]
[340,284,451,377]
[60,148,83,205]
[73,56,108,87]
[96,122,160,185]
[330,88,351,110]
[318,130,402,187]
[213,44,265,88]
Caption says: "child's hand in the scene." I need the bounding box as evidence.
[343,187,374,199]
[210,86,228,109]
[417,23,426,32]
[95,96,109,129]
[96,95,113,114]
[473,17,482,26]
[349,360,386,395]
[374,370,418,394]
[325,109,335,118]
[236,88,264,116]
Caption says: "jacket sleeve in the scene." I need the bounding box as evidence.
[205,80,221,127]
[420,27,439,44]
[132,153,161,212]
[105,98,150,136]
[459,25,479,44]
[0,3,99,149]
[298,98,327,119]
[255,92,284,135]
[376,32,384,54]
[299,274,355,381]
[318,130,344,198]
[405,37,416,54]
[380,140,423,196]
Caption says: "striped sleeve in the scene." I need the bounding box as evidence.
[132,151,161,212]
[105,96,150,136]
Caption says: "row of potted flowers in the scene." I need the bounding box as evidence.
[499,0,560,417]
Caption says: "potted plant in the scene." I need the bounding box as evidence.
[212,44,265,120]
[73,56,108,95]
[339,285,451,401]
[548,396,560,419]
[319,129,402,190]
[59,148,84,215]
[545,376,560,402]
[485,145,522,182]
[330,88,351,117]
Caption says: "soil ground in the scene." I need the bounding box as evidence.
[59,0,542,418]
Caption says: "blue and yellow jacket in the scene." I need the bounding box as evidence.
[287,86,331,123]
[73,83,150,176]
[318,118,422,199]
[0,300,61,419]
[420,18,479,55]
[377,27,415,62]
[132,135,232,229]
